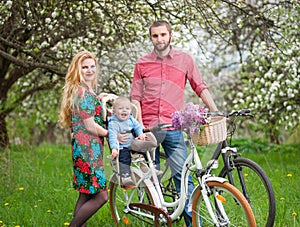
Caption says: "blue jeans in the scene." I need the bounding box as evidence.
[154,130,194,227]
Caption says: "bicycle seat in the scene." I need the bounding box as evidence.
[130,132,157,152]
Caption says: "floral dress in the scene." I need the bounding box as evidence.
[71,85,106,194]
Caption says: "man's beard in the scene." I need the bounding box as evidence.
[154,37,171,52]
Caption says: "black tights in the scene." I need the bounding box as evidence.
[69,190,108,227]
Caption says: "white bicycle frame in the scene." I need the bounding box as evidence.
[111,134,229,225]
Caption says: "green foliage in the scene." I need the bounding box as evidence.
[1,0,299,147]
[0,142,299,226]
[230,137,300,154]
[7,83,62,145]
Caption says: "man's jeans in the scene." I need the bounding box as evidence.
[154,130,194,227]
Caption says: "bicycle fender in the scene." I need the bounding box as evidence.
[188,176,227,212]
[205,176,228,183]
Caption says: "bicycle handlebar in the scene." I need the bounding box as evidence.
[228,109,253,117]
[142,109,253,134]
[143,123,173,133]
[209,109,253,118]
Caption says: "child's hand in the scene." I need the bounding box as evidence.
[111,149,119,159]
[136,133,146,140]
[97,93,108,101]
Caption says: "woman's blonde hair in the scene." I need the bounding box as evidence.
[59,50,99,127]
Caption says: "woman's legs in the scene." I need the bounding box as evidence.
[73,193,90,227]
[69,190,108,227]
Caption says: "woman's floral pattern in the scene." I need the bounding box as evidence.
[71,85,106,194]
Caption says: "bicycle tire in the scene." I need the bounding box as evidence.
[192,181,256,227]
[219,157,276,227]
[109,174,163,226]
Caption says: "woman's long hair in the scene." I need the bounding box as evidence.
[59,50,99,127]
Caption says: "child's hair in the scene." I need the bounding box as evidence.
[112,96,132,111]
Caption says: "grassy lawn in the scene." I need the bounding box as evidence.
[0,140,299,227]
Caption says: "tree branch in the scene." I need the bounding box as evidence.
[0,49,65,75]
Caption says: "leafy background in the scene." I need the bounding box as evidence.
[0,0,299,148]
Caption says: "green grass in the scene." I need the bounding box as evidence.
[0,140,299,227]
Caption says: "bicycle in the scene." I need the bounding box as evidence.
[158,109,275,227]
[108,122,256,226]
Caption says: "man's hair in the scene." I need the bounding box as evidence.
[149,20,172,36]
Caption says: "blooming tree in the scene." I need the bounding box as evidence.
[227,2,300,143]
[0,0,298,147]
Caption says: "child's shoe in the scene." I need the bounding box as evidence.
[121,173,135,189]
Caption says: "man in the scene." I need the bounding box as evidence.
[130,20,218,227]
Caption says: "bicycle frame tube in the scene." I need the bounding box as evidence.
[221,146,239,184]
[211,140,227,160]
[143,139,199,221]
[159,136,218,222]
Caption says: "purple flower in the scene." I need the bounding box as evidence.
[171,102,209,135]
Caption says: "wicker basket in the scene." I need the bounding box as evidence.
[191,116,227,146]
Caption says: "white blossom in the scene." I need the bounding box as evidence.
[76,12,81,20]
[270,94,275,103]
[257,94,262,101]
[40,41,49,48]
[277,74,284,80]
[270,81,280,92]
[88,33,95,39]
[6,0,12,7]
[45,18,51,24]
[237,92,243,97]
[51,11,57,18]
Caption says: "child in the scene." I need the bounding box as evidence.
[108,96,146,187]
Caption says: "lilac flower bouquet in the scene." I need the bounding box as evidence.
[171,102,210,135]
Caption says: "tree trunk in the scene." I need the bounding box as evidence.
[268,119,280,144]
[0,114,9,149]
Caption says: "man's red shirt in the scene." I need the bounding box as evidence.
[130,48,208,127]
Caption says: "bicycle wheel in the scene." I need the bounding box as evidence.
[192,181,256,227]
[109,174,166,226]
[219,157,275,227]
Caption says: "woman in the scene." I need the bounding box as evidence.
[59,50,108,226]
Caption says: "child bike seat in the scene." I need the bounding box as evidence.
[130,132,157,152]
